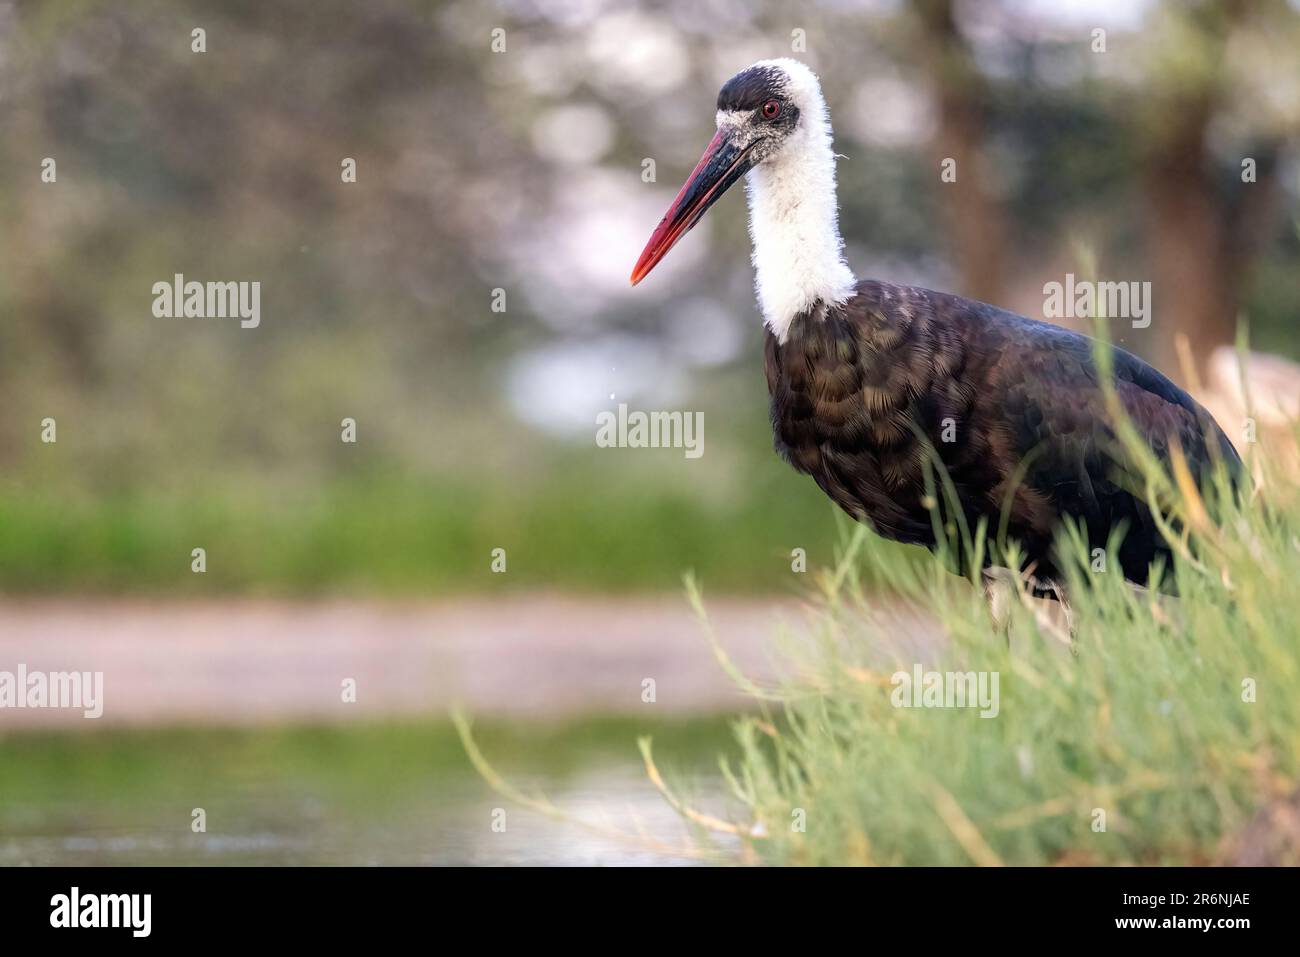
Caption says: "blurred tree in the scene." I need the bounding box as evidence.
[910,0,1009,306]
[0,0,1294,491]
[1139,0,1292,375]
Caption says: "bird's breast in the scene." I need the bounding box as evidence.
[762,292,979,543]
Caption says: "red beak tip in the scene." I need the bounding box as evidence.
[628,129,734,293]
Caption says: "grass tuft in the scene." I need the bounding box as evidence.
[706,341,1300,866]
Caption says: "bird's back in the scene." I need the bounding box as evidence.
[764,279,1241,586]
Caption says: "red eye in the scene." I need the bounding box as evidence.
[762,99,780,119]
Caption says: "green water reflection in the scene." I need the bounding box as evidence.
[0,718,739,866]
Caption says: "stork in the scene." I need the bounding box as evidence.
[631,59,1241,610]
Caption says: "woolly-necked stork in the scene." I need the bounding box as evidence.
[631,59,1240,604]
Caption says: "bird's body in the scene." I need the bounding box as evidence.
[765,279,1238,587]
[632,58,1240,594]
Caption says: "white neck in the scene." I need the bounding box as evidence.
[744,91,856,341]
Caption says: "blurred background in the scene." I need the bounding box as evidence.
[0,0,1297,864]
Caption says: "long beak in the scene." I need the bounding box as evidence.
[629,130,756,286]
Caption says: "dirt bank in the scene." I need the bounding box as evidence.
[0,594,813,728]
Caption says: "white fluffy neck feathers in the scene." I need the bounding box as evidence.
[743,60,856,341]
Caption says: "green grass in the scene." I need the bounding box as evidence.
[0,467,917,595]
[455,458,1300,864]
[688,391,1300,865]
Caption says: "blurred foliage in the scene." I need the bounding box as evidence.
[0,0,1296,593]
[0,462,905,595]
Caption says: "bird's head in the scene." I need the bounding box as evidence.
[630,58,826,286]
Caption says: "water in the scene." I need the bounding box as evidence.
[0,719,740,865]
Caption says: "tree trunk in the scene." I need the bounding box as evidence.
[913,0,1008,306]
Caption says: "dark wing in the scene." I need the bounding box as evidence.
[938,290,1241,584]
